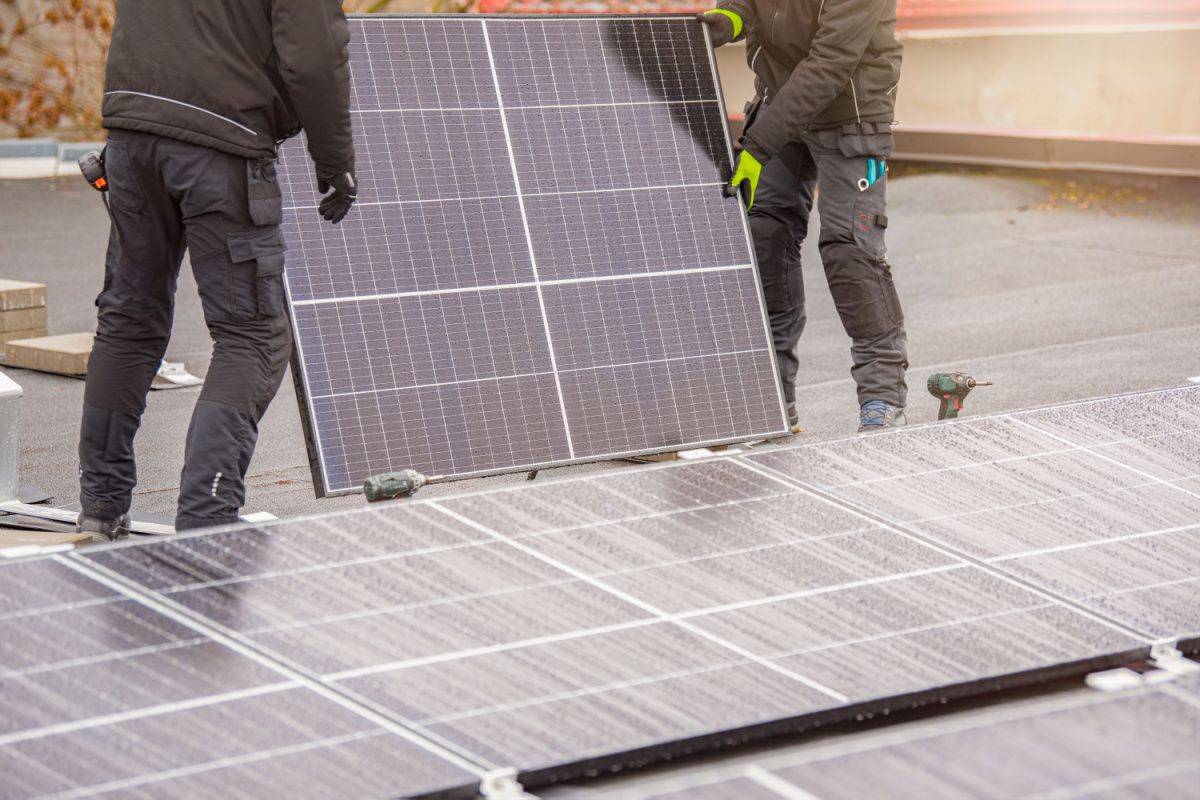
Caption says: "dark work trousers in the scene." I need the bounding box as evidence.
[750,123,909,409]
[79,129,292,531]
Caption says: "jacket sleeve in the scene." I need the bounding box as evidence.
[271,0,354,175]
[742,0,888,161]
[716,0,757,41]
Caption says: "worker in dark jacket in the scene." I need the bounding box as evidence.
[700,0,908,434]
[77,0,358,541]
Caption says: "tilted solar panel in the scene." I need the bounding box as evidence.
[277,16,787,497]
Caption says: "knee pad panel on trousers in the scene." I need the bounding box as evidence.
[201,312,292,420]
[750,206,806,313]
[821,243,904,340]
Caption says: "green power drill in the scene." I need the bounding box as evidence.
[363,469,444,502]
[927,372,993,420]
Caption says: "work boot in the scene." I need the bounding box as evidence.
[787,402,802,434]
[858,401,906,434]
[77,513,131,545]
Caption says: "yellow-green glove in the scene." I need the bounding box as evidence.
[696,9,742,47]
[726,150,763,209]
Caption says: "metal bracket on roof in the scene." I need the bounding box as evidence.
[1150,642,1200,676]
[478,768,539,799]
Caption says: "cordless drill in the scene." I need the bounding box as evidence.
[362,469,444,502]
[927,373,993,420]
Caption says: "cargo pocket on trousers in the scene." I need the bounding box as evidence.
[226,228,288,319]
[247,158,283,226]
[852,179,888,258]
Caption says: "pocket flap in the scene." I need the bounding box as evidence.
[226,228,287,264]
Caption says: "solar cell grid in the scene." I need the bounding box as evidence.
[278,16,784,496]
[6,390,1198,798]
[745,386,1200,643]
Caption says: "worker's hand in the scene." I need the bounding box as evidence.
[696,9,742,47]
[725,150,763,209]
[316,170,358,224]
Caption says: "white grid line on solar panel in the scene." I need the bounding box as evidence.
[142,482,799,593]
[0,682,297,748]
[284,183,727,215]
[1160,683,1200,711]
[838,469,1190,528]
[305,347,768,403]
[984,522,1200,563]
[288,263,754,306]
[352,591,1085,730]
[429,502,851,703]
[0,593,117,622]
[1,637,206,681]
[320,561,964,684]
[798,424,1200,492]
[184,523,885,641]
[732,457,1161,642]
[1011,415,1200,501]
[1023,761,1200,800]
[49,729,391,800]
[480,18,576,460]
[55,555,494,777]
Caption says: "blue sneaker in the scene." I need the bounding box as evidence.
[858,401,906,434]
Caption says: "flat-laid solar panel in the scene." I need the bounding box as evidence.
[276,16,786,496]
[7,388,1197,798]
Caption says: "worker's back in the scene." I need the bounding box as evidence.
[101,0,352,174]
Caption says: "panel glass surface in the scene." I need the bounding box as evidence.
[82,456,1150,775]
[745,386,1200,642]
[276,16,785,495]
[0,557,479,798]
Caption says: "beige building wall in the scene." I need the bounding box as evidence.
[715,28,1200,138]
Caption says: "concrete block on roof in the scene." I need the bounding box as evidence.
[4,332,92,376]
[0,329,49,347]
[0,280,48,311]
[0,307,48,333]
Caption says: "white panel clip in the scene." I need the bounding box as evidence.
[479,768,539,799]
[1150,643,1200,676]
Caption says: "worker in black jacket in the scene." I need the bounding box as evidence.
[77,0,358,541]
[700,0,909,434]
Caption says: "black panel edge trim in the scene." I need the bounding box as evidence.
[289,345,328,499]
[504,648,1150,794]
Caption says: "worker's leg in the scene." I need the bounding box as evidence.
[167,143,293,530]
[79,131,186,521]
[747,141,817,427]
[803,128,909,411]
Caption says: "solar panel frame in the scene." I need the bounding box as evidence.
[279,14,787,498]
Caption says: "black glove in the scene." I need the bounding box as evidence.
[696,9,742,48]
[316,170,358,224]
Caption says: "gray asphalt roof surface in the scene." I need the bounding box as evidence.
[2,170,1198,524]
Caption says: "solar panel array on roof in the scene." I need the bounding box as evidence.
[276,16,786,497]
[4,388,1198,798]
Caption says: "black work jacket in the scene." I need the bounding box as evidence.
[717,0,903,161]
[101,0,353,174]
